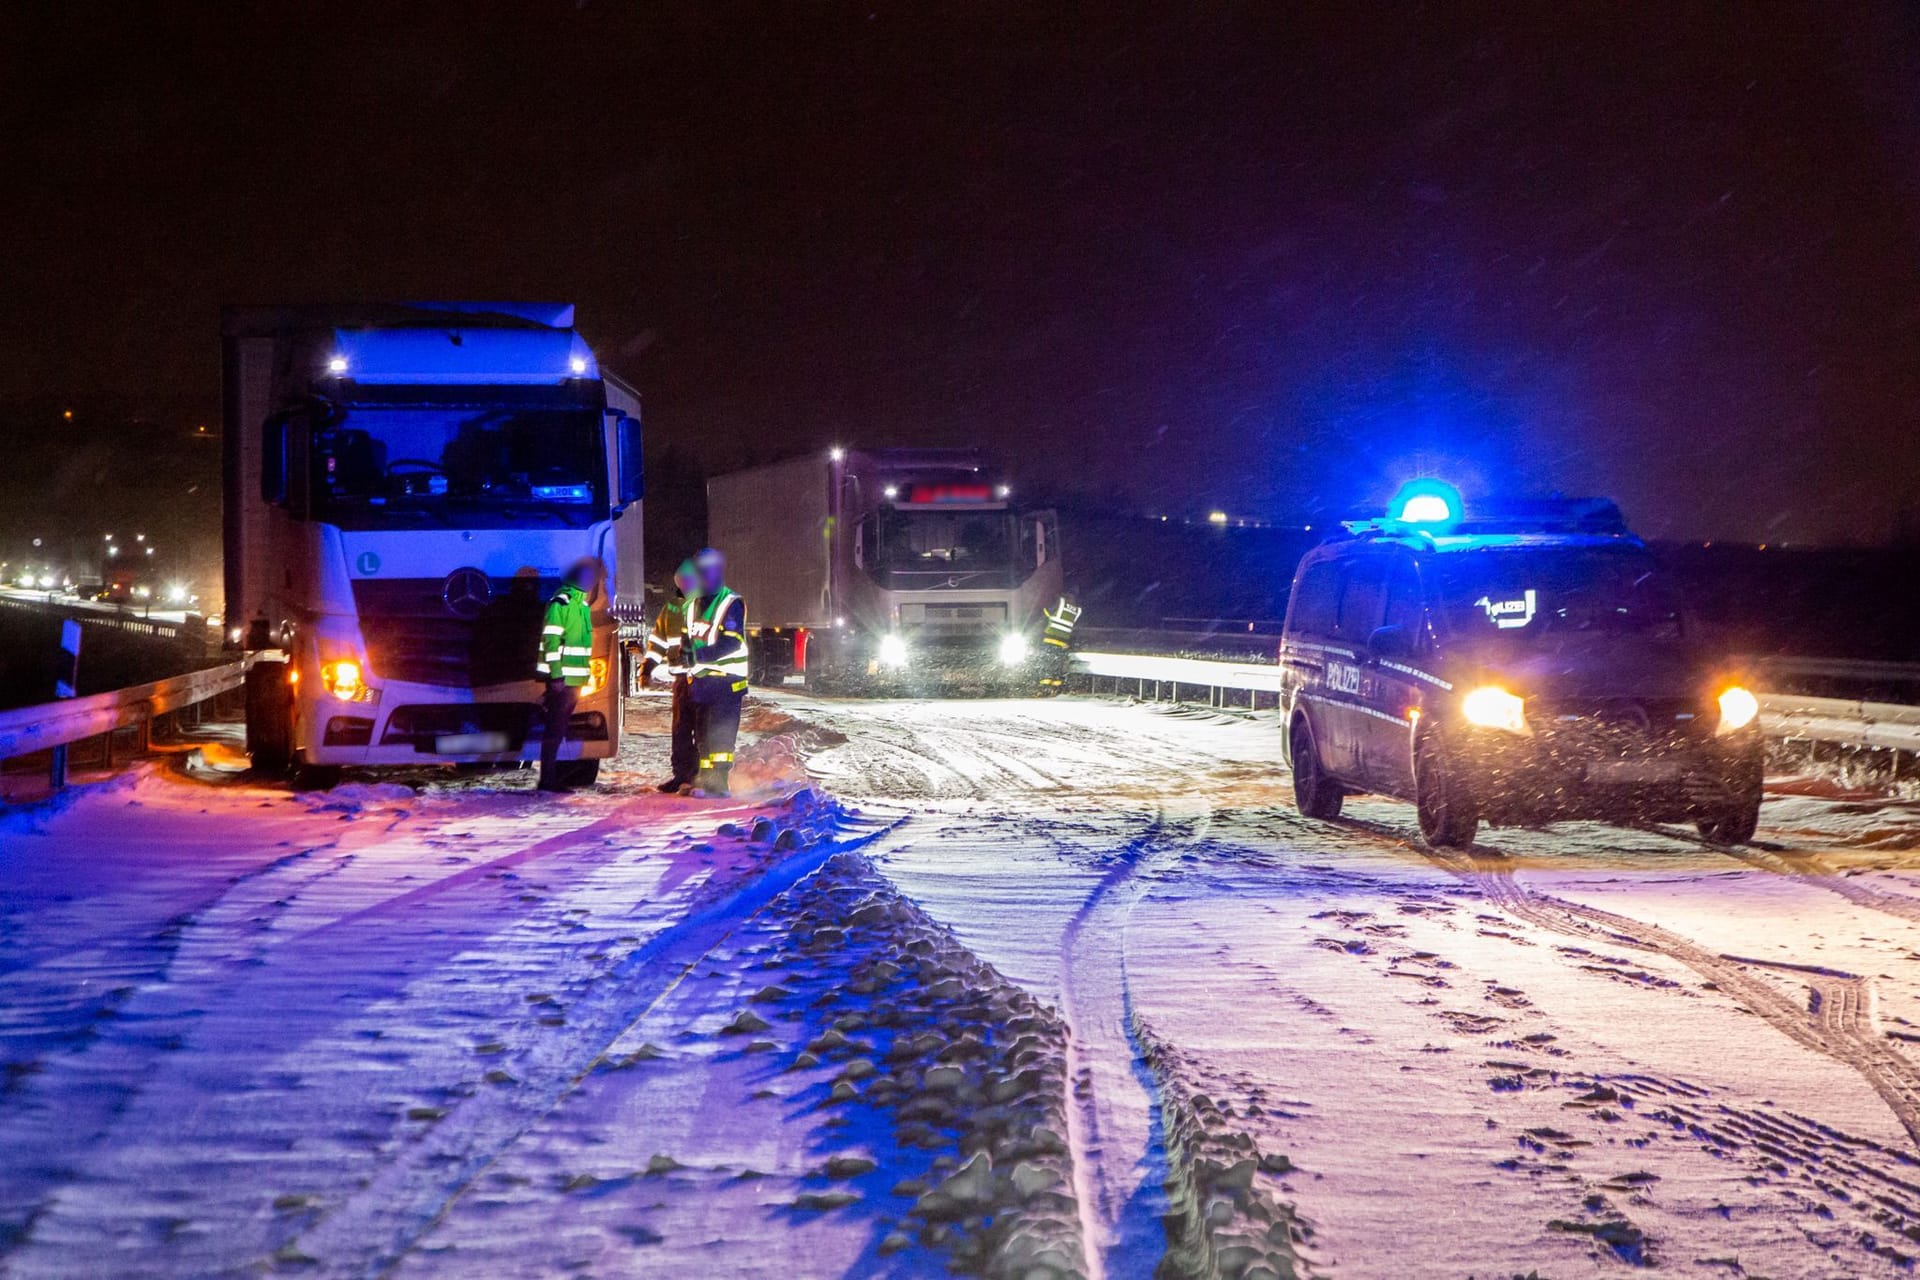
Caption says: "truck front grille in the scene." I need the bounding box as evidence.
[899,602,1009,640]
[352,577,552,688]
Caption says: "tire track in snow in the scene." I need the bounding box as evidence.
[288,815,904,1280]
[1406,836,1920,1149]
[1055,813,1177,1280]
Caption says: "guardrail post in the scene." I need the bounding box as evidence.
[49,619,81,789]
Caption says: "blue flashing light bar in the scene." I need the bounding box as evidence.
[1389,477,1463,525]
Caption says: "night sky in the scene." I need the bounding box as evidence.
[3,3,1918,545]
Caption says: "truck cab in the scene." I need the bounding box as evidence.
[710,449,1072,695]
[1278,481,1764,847]
[224,304,642,787]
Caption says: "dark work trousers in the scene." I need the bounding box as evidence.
[539,679,581,790]
[669,675,697,784]
[692,685,745,794]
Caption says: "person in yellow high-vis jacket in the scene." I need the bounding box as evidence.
[535,559,600,793]
[641,559,701,792]
[685,547,750,797]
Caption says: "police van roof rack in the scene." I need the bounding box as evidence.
[1340,496,1631,539]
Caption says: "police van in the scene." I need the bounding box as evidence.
[1278,481,1764,847]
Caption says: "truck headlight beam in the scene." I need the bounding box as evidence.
[998,633,1029,665]
[878,634,909,668]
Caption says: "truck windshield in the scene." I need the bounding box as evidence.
[1433,546,1685,646]
[870,508,1024,588]
[310,398,606,528]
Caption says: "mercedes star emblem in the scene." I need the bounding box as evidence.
[442,567,493,620]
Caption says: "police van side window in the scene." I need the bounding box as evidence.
[1288,561,1341,638]
[1334,558,1388,641]
[1383,559,1425,640]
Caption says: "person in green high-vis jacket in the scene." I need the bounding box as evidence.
[536,559,600,792]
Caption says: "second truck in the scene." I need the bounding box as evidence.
[707,448,1075,694]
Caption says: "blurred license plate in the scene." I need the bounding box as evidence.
[1588,760,1679,783]
[436,732,511,754]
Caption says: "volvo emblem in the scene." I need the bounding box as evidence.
[442,567,493,619]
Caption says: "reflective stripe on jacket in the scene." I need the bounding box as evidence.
[535,584,594,685]
[688,587,749,689]
[644,597,689,673]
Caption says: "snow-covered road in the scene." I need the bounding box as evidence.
[5,693,1920,1278]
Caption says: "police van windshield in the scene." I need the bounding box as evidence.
[1433,546,1684,646]
[310,397,607,529]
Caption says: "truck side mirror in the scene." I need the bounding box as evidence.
[261,412,290,505]
[613,414,643,511]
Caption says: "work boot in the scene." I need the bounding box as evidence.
[656,776,688,793]
[692,766,731,799]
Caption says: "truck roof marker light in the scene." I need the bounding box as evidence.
[1389,478,1462,525]
[327,356,348,375]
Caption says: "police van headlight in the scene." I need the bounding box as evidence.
[878,633,910,668]
[1716,685,1759,734]
[998,632,1029,666]
[1461,685,1527,734]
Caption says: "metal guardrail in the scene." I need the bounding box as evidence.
[0,661,246,766]
[1070,649,1920,751]
[1072,650,1283,693]
[1747,655,1920,685]
[0,594,210,648]
[1760,693,1920,752]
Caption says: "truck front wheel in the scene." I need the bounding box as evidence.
[245,661,294,776]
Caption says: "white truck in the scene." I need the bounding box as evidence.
[707,448,1072,694]
[223,303,643,787]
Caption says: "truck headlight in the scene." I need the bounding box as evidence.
[320,660,366,701]
[878,633,909,668]
[998,633,1029,665]
[581,657,608,697]
[1717,685,1759,733]
[1461,685,1527,734]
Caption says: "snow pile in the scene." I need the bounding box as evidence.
[1132,1017,1306,1280]
[752,852,1087,1277]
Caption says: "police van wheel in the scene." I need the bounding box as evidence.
[1697,802,1759,846]
[1696,756,1762,845]
[1290,717,1344,820]
[1415,731,1479,848]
